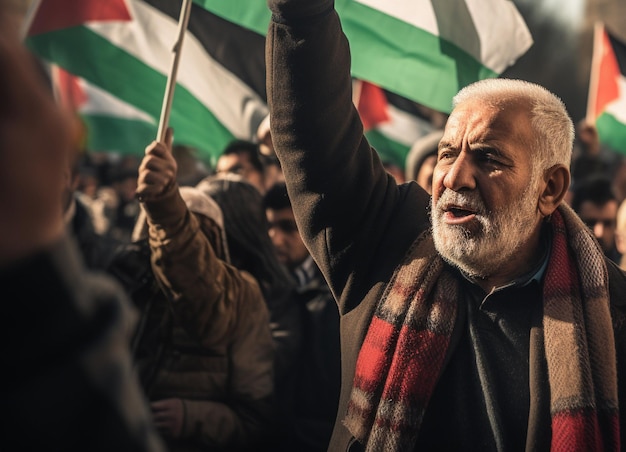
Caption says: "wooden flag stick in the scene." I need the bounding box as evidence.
[156,0,192,143]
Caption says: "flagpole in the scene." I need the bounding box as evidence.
[156,0,193,143]
[20,0,43,40]
[586,21,603,125]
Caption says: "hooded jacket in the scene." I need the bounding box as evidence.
[108,184,275,451]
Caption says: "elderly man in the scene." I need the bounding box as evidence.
[265,0,626,451]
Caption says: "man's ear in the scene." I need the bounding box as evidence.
[538,164,570,217]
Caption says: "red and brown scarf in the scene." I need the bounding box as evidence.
[343,204,620,451]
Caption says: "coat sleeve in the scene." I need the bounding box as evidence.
[143,186,261,346]
[266,0,431,311]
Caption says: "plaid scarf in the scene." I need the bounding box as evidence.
[343,204,620,451]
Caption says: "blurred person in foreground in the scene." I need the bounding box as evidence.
[265,1,626,450]
[112,129,275,451]
[0,10,163,452]
[263,181,341,452]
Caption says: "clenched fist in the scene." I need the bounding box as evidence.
[136,127,177,202]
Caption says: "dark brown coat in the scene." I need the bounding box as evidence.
[265,2,626,450]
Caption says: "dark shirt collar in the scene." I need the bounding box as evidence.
[462,225,552,292]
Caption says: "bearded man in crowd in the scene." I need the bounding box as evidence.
[264,0,626,450]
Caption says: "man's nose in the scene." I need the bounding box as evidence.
[443,153,476,191]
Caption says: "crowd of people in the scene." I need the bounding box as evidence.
[3,0,626,451]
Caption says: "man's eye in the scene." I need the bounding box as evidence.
[478,152,503,167]
[484,155,499,164]
[438,150,454,160]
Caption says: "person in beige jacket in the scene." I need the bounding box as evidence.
[107,128,275,451]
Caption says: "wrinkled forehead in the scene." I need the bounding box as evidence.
[443,96,534,149]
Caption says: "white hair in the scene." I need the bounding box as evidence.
[453,78,574,176]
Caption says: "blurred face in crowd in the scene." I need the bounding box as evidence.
[216,153,265,194]
[431,98,544,283]
[266,206,309,270]
[115,175,138,203]
[578,199,618,254]
[416,154,437,195]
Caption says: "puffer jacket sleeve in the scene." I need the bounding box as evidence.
[142,184,259,346]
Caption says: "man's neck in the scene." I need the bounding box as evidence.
[466,224,551,293]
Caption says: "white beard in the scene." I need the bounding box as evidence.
[431,184,539,279]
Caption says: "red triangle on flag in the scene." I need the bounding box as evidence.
[52,66,88,111]
[28,0,131,36]
[355,80,390,131]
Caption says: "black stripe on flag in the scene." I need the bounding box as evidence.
[143,0,267,101]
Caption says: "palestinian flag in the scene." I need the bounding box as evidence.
[26,0,268,165]
[587,23,626,155]
[201,0,532,114]
[353,79,437,169]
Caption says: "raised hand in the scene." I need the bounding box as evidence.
[136,127,177,202]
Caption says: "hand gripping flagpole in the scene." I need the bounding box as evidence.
[156,0,193,143]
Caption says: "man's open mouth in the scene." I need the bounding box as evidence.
[448,207,474,217]
[443,205,478,224]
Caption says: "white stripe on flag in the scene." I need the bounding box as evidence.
[353,0,438,36]
[354,0,532,73]
[77,76,156,122]
[88,0,267,139]
[606,75,626,123]
[375,104,433,147]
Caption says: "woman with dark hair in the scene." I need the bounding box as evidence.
[197,173,302,450]
[197,174,300,362]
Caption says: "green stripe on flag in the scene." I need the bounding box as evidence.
[336,0,496,113]
[197,0,498,113]
[194,0,270,36]
[81,115,156,158]
[27,26,234,163]
[597,112,626,155]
